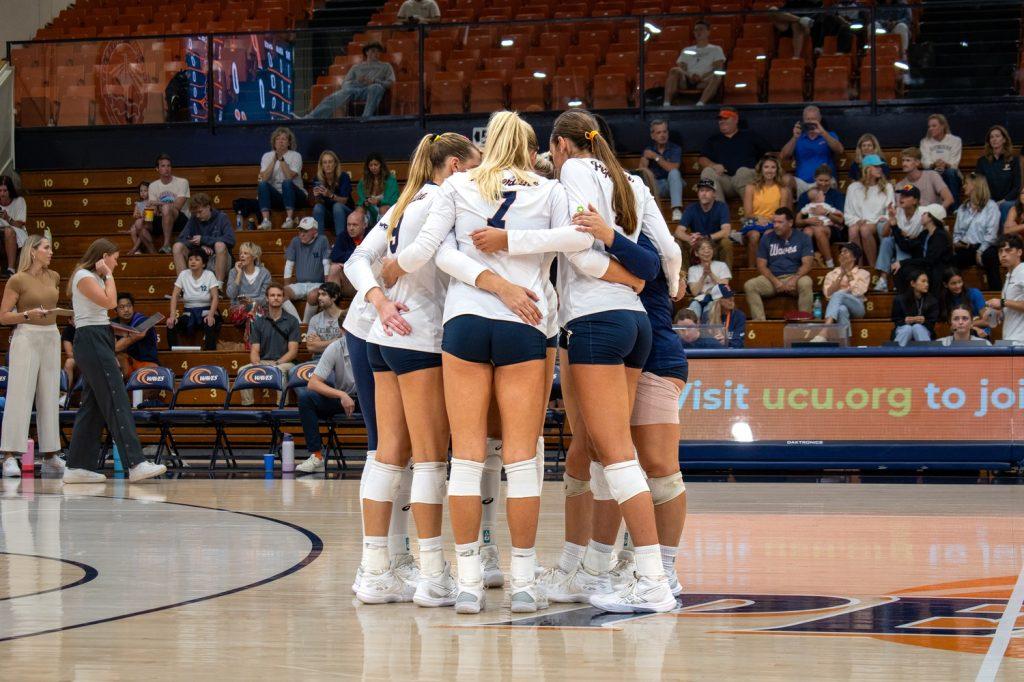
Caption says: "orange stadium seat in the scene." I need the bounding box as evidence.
[814,66,850,101]
[509,75,547,111]
[768,66,804,102]
[591,73,630,109]
[468,78,506,112]
[429,76,465,114]
[724,66,760,104]
[551,73,588,109]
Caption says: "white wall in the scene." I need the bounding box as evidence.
[0,0,75,54]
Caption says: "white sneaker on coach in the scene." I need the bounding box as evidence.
[129,461,167,483]
[454,582,486,614]
[42,455,66,475]
[356,569,416,604]
[546,567,612,603]
[873,276,888,292]
[2,457,21,478]
[414,563,458,608]
[590,573,677,614]
[609,551,635,590]
[63,468,107,484]
[258,218,272,230]
[671,207,683,222]
[351,565,364,594]
[281,218,295,230]
[479,545,504,588]
[510,579,549,613]
[296,454,325,473]
[392,553,420,587]
[666,568,683,597]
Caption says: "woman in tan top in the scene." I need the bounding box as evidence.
[0,234,65,477]
[822,242,871,339]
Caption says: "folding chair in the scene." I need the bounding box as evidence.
[213,364,283,469]
[156,365,230,469]
[124,367,177,466]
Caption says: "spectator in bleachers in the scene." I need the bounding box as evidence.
[306,282,344,359]
[113,293,159,379]
[283,216,331,322]
[769,3,813,59]
[686,236,732,319]
[974,125,1021,224]
[637,119,684,222]
[875,184,923,292]
[677,178,733,269]
[311,150,353,236]
[849,134,890,182]
[938,267,989,339]
[874,0,912,59]
[781,105,843,196]
[147,154,190,255]
[985,235,1024,343]
[1003,187,1024,238]
[698,108,769,203]
[705,286,746,349]
[900,147,954,210]
[257,127,307,231]
[673,308,723,349]
[920,114,962,208]
[844,154,893,277]
[225,242,271,316]
[744,207,814,320]
[662,21,724,107]
[167,246,222,351]
[356,153,399,226]
[240,283,300,406]
[294,336,356,473]
[937,304,991,346]
[891,269,938,346]
[742,155,791,267]
[328,208,368,296]
[0,175,28,277]
[798,187,842,267]
[892,204,952,294]
[822,243,870,339]
[173,193,235,284]
[397,0,440,24]
[796,164,846,217]
[127,181,150,255]
[952,173,1002,290]
[307,42,395,119]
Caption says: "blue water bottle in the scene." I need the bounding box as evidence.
[813,295,822,320]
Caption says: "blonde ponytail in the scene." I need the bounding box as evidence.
[471,111,537,203]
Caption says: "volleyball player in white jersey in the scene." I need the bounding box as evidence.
[345,133,481,606]
[545,109,679,613]
[382,111,639,614]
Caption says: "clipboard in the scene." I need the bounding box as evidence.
[48,308,74,317]
[110,312,165,336]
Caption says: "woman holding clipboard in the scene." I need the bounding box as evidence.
[0,234,67,477]
[62,238,166,484]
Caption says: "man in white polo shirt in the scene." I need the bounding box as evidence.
[986,235,1024,343]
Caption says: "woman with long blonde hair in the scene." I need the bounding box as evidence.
[742,155,792,266]
[381,111,637,614]
[311,149,354,236]
[62,238,166,483]
[344,132,481,608]
[952,173,1002,289]
[844,154,894,270]
[0,235,64,477]
[849,133,889,181]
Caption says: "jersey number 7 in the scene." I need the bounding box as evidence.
[486,191,517,229]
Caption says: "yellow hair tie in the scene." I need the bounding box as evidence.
[584,130,599,142]
[432,134,440,142]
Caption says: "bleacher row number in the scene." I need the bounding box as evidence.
[839,158,847,168]
[214,174,221,183]
[866,301,874,312]
[213,195,220,205]
[747,330,756,340]
[231,360,238,370]
[117,219,124,228]
[275,238,282,246]
[126,176,133,185]
[73,219,80,228]
[120,262,127,271]
[42,178,53,188]
[82,198,89,207]
[860,329,869,339]
[168,262,175,271]
[839,181,848,191]
[148,285,155,294]
[35,220,46,229]
[42,199,52,208]
[82,178,89,187]
[53,241,59,251]
[815,276,824,287]
[126,197,132,206]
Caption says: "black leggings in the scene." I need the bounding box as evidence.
[952,245,1002,291]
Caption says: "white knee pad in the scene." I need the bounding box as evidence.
[362,461,404,503]
[448,458,485,497]
[410,461,447,505]
[603,460,650,504]
[563,473,590,497]
[504,457,540,499]
[649,471,685,506]
[590,461,613,501]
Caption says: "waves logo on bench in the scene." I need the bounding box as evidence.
[293,363,316,383]
[241,366,278,385]
[133,368,167,387]
[185,367,222,386]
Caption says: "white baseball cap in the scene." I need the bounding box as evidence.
[298,216,318,230]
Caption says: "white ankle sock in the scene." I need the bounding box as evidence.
[510,547,536,585]
[557,542,586,574]
[660,544,678,574]
[419,536,444,577]
[634,544,666,581]
[455,541,482,586]
[362,535,389,572]
[582,540,613,575]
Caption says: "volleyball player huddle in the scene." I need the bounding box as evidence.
[341,109,688,615]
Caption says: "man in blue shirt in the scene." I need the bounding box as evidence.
[113,293,160,378]
[677,178,733,269]
[743,207,815,320]
[637,119,684,222]
[780,105,843,197]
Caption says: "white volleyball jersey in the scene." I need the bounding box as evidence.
[555,158,682,326]
[345,184,448,353]
[397,170,598,330]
